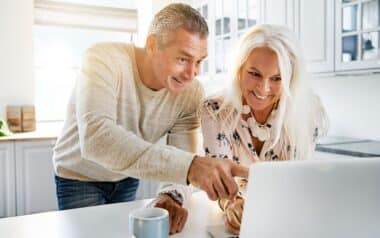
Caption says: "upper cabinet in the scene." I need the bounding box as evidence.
[193,0,260,94]
[295,0,335,73]
[336,0,380,71]
[256,0,380,73]
[260,0,335,73]
[260,0,296,31]
[192,0,380,77]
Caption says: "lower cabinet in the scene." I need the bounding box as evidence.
[15,140,58,215]
[0,142,16,218]
[0,138,166,219]
[0,139,161,218]
[0,140,58,218]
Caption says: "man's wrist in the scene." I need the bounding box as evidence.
[159,190,184,206]
[186,155,200,185]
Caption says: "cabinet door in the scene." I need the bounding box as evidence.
[0,142,16,217]
[336,0,380,71]
[296,0,335,73]
[15,140,58,215]
[260,0,295,30]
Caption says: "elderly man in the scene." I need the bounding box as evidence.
[53,2,248,224]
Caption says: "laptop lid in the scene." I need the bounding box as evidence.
[240,158,380,238]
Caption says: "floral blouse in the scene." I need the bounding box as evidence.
[158,95,327,202]
[200,96,326,195]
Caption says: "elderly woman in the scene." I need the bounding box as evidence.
[155,23,328,235]
[200,23,328,234]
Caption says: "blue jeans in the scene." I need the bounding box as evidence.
[55,176,139,210]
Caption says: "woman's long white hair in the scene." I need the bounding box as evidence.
[219,24,328,160]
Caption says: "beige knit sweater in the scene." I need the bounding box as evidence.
[53,42,204,185]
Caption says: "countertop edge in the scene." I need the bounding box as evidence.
[0,133,58,142]
[0,122,61,142]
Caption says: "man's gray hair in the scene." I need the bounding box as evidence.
[148,3,209,47]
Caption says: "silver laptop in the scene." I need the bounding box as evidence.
[240,158,380,238]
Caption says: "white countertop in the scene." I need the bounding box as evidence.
[0,191,224,238]
[0,122,62,141]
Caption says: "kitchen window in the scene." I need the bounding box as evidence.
[34,0,137,122]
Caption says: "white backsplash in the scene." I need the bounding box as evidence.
[312,73,380,140]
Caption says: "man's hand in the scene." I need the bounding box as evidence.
[153,194,188,235]
[187,156,249,200]
[224,197,244,235]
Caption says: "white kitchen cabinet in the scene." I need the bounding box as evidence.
[0,142,16,218]
[191,0,261,94]
[259,0,334,73]
[335,0,380,71]
[253,0,380,73]
[260,0,295,31]
[0,139,58,217]
[0,137,162,217]
[193,0,334,77]
[187,0,379,75]
[295,0,335,73]
[15,140,58,215]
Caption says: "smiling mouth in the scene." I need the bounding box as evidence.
[251,91,268,100]
[172,77,184,85]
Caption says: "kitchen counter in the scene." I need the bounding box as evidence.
[0,122,61,142]
[0,191,224,238]
[316,136,380,157]
[316,136,364,145]
[0,131,58,142]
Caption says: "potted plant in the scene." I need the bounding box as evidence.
[0,119,11,137]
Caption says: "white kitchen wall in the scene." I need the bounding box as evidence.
[312,73,380,140]
[0,0,34,120]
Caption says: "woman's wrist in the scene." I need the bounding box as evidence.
[218,198,230,211]
[218,195,244,212]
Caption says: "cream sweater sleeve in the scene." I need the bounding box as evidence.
[75,46,194,185]
[156,85,205,204]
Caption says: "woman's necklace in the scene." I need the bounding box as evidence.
[242,105,271,142]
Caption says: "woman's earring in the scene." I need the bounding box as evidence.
[242,104,251,114]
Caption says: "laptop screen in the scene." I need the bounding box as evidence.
[240,158,380,238]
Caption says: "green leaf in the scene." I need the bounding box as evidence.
[0,120,11,136]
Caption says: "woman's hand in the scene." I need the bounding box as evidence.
[224,197,244,235]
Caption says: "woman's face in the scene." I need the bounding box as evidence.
[239,47,282,118]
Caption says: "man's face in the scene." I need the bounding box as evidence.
[150,28,208,94]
